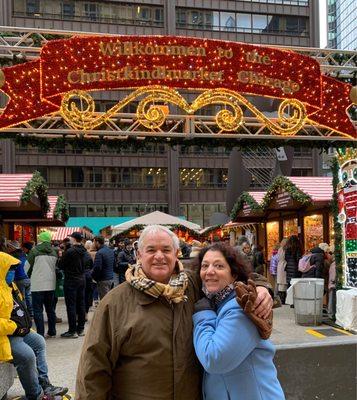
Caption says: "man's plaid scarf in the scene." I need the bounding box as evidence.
[125,260,188,303]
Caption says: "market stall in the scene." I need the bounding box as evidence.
[230,176,334,259]
[50,226,93,241]
[261,176,333,257]
[228,191,266,247]
[111,211,201,241]
[0,173,69,243]
[0,173,49,242]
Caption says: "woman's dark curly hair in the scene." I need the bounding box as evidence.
[197,242,250,284]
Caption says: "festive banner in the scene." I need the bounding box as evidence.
[0,35,355,137]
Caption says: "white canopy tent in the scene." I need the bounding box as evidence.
[111,211,201,236]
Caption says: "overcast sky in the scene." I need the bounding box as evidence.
[319,0,328,48]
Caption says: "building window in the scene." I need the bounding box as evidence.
[180,168,227,188]
[89,167,103,187]
[252,14,269,33]
[84,2,99,21]
[13,1,164,26]
[69,205,87,217]
[61,1,75,19]
[291,168,313,176]
[26,0,40,14]
[88,204,105,217]
[220,12,236,32]
[180,203,227,228]
[176,8,309,37]
[293,147,313,157]
[237,13,252,32]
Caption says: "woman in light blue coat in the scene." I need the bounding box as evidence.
[193,243,285,400]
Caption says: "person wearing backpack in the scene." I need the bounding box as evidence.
[58,232,92,338]
[301,243,329,279]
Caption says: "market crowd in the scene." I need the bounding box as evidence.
[0,227,336,400]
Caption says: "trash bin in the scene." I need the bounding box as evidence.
[292,278,324,326]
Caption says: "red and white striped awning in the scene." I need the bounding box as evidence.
[47,196,58,219]
[0,174,34,205]
[52,227,81,241]
[288,176,333,202]
[248,191,266,204]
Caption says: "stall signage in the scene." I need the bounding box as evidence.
[277,191,292,208]
[242,204,252,216]
[0,35,355,137]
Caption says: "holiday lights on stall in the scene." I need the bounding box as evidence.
[0,35,355,139]
[336,148,357,288]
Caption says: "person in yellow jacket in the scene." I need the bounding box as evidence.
[0,251,68,400]
[0,251,20,362]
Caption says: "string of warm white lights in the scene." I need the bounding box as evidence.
[0,35,355,138]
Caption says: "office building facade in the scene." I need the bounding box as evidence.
[0,0,322,226]
[328,0,356,50]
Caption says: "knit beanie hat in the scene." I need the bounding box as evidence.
[38,231,52,243]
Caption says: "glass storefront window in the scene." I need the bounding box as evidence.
[88,205,105,217]
[203,204,220,227]
[283,218,298,238]
[188,204,203,227]
[122,205,139,217]
[304,214,324,251]
[69,205,87,217]
[266,221,280,259]
[106,205,122,217]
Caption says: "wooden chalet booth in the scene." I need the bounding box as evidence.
[230,177,334,262]
[261,176,333,259]
[0,173,68,243]
[227,191,266,247]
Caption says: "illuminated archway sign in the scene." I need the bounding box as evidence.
[0,35,356,139]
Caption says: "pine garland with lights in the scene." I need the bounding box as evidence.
[54,194,69,222]
[112,223,201,240]
[331,157,343,289]
[260,176,312,210]
[7,134,355,151]
[230,192,263,221]
[20,171,50,215]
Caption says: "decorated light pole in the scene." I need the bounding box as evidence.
[336,149,357,288]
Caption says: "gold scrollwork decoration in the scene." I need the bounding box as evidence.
[136,87,189,129]
[60,86,307,136]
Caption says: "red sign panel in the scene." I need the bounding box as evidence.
[0,35,355,137]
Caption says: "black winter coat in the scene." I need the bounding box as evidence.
[302,247,325,279]
[115,249,136,283]
[285,247,302,284]
[59,245,92,282]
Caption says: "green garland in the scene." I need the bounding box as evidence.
[112,223,201,240]
[331,157,343,289]
[260,176,312,210]
[230,192,263,221]
[54,194,69,222]
[20,171,50,215]
[1,133,355,151]
[200,224,222,235]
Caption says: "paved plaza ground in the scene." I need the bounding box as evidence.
[7,298,357,399]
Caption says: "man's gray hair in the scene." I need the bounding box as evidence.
[138,225,180,251]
